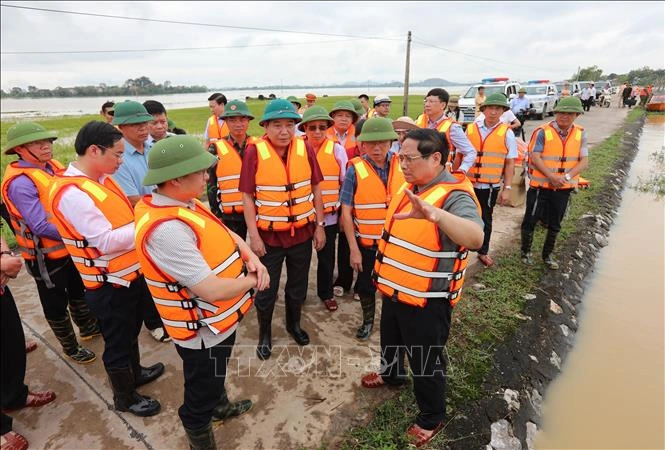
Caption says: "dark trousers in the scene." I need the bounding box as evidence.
[223,218,248,242]
[316,224,338,301]
[175,332,236,431]
[84,277,146,370]
[355,242,378,298]
[254,239,313,323]
[26,257,86,321]
[334,232,355,293]
[1,287,29,434]
[379,295,452,430]
[474,187,500,255]
[583,98,593,111]
[140,287,164,331]
[521,188,572,255]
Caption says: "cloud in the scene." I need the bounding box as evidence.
[1,1,663,91]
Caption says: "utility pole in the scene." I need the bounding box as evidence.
[403,30,412,116]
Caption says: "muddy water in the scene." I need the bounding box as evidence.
[536,116,665,449]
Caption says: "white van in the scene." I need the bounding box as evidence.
[458,78,521,125]
[523,81,558,119]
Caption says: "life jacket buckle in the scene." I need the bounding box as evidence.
[186,321,202,331]
[376,251,384,263]
[166,282,183,293]
[75,239,89,248]
[458,250,468,260]
[381,229,390,241]
[285,183,295,192]
[449,290,459,301]
[181,299,196,310]
[83,258,96,267]
[452,271,464,281]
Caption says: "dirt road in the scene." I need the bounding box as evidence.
[5,106,628,450]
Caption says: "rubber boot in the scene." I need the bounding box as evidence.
[47,314,96,364]
[107,366,161,417]
[542,230,560,270]
[256,304,274,360]
[285,299,309,346]
[521,228,534,256]
[68,296,101,341]
[211,387,252,422]
[184,422,217,450]
[356,295,375,340]
[130,342,165,387]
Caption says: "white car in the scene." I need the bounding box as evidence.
[524,82,558,119]
[458,78,521,125]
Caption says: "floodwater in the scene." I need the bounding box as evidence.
[0,85,469,119]
[536,116,665,449]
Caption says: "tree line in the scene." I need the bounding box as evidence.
[574,65,665,87]
[1,76,207,99]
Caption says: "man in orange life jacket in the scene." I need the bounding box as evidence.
[521,96,588,270]
[2,123,99,365]
[362,128,483,447]
[206,99,256,240]
[48,121,163,418]
[466,93,517,268]
[300,106,348,312]
[416,88,477,173]
[340,117,404,340]
[135,135,269,449]
[239,98,326,360]
[204,93,230,148]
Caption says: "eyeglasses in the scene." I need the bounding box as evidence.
[96,144,123,159]
[397,153,429,164]
[306,125,329,131]
[105,110,114,116]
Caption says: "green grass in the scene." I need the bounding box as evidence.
[341,107,645,449]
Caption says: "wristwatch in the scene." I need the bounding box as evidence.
[564,173,572,182]
[1,251,15,256]
[504,185,512,190]
[316,221,325,227]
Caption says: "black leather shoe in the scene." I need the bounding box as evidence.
[212,398,252,422]
[256,342,272,360]
[135,362,165,387]
[356,322,373,341]
[286,325,310,346]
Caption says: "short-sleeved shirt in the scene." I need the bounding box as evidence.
[112,139,154,197]
[239,139,324,248]
[340,153,396,207]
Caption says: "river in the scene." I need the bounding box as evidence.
[0,85,469,119]
[535,115,665,449]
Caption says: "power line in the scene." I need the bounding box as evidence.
[1,38,365,55]
[0,3,403,42]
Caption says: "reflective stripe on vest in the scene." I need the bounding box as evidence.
[1,160,69,262]
[48,175,140,290]
[528,124,583,190]
[466,122,509,184]
[253,138,315,232]
[351,155,405,247]
[214,138,246,214]
[134,197,253,341]
[326,125,357,155]
[315,139,342,214]
[374,173,481,307]
[416,114,457,165]
[206,116,230,144]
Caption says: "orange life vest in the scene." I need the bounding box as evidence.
[527,123,583,190]
[313,139,342,214]
[48,175,140,289]
[416,114,457,164]
[374,172,480,307]
[214,136,256,214]
[466,122,510,184]
[253,137,316,233]
[206,115,230,145]
[351,155,405,247]
[326,125,357,157]
[134,196,254,341]
[1,160,68,261]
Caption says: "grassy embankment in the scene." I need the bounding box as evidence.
[340,107,645,449]
[0,95,428,245]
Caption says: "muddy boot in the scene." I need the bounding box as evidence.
[107,366,161,417]
[356,295,375,340]
[68,296,100,341]
[130,342,165,387]
[521,228,534,257]
[47,314,96,364]
[285,299,309,346]
[184,423,217,450]
[542,231,560,270]
[256,305,273,360]
[212,387,252,422]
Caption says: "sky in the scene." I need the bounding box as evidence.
[1,1,663,91]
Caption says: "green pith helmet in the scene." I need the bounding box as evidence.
[357,117,398,142]
[350,98,365,118]
[480,92,510,111]
[286,95,302,108]
[259,98,302,127]
[554,96,584,114]
[298,106,333,132]
[111,100,153,125]
[330,100,359,123]
[518,87,527,93]
[143,135,217,186]
[4,122,57,155]
[221,100,254,119]
[167,118,175,129]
